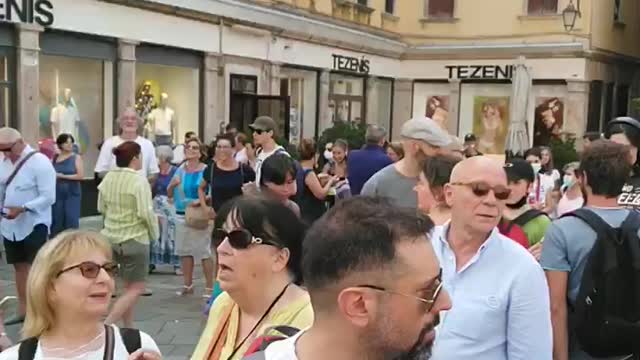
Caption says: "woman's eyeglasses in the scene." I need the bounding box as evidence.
[449,181,511,200]
[57,261,118,279]
[187,145,200,151]
[212,228,280,249]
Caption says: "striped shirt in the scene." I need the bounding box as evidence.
[98,167,159,245]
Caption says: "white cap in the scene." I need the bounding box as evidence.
[401,117,451,147]
[0,127,21,143]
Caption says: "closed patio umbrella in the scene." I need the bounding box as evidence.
[505,56,532,159]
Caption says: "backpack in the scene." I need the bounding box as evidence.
[561,208,640,357]
[511,209,548,228]
[18,327,141,360]
[243,326,300,360]
[497,218,529,248]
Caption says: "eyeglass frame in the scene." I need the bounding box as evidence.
[56,261,119,279]
[449,181,511,200]
[356,268,444,312]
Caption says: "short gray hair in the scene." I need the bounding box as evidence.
[563,161,580,173]
[156,145,174,163]
[118,107,144,127]
[365,125,387,145]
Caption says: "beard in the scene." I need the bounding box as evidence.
[388,314,439,360]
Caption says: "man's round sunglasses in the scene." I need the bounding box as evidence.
[252,129,272,135]
[212,228,280,249]
[57,261,118,279]
[450,181,511,200]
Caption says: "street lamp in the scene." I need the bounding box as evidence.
[562,0,581,31]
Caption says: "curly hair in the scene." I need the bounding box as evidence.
[579,140,631,198]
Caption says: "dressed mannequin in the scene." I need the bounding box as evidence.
[50,88,80,139]
[147,93,176,146]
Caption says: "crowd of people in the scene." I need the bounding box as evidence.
[0,106,639,359]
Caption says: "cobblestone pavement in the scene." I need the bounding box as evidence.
[0,218,211,359]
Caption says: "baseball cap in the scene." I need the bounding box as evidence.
[504,158,535,183]
[249,116,277,132]
[0,127,21,144]
[464,133,477,143]
[401,117,451,147]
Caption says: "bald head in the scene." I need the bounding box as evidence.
[0,127,22,144]
[450,156,506,184]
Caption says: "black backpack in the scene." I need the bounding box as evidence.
[511,209,548,228]
[561,208,640,357]
[18,326,141,360]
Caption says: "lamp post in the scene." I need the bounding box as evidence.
[562,0,581,31]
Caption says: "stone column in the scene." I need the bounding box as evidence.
[117,40,138,117]
[317,69,331,133]
[366,76,379,125]
[566,80,590,148]
[448,79,461,135]
[16,23,43,145]
[269,62,281,96]
[391,78,413,140]
[203,53,221,140]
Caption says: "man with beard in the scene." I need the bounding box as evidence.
[361,117,451,208]
[430,156,552,360]
[255,196,451,360]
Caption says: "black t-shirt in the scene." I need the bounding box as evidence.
[618,175,640,210]
[203,161,255,211]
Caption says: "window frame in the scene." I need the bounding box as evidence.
[384,0,395,14]
[424,0,455,19]
[526,0,558,16]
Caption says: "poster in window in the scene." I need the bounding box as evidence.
[472,96,510,154]
[533,97,564,146]
[425,95,449,130]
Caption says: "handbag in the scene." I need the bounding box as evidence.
[185,203,210,229]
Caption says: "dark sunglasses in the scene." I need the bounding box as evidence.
[212,228,280,249]
[252,129,271,135]
[450,181,511,200]
[57,261,118,279]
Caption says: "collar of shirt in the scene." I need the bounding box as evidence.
[113,167,139,175]
[433,222,501,274]
[3,144,34,165]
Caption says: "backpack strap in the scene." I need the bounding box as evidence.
[119,328,142,354]
[561,208,618,244]
[17,337,38,360]
[512,209,548,227]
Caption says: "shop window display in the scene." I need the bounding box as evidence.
[39,55,109,176]
[135,63,200,145]
[325,74,365,130]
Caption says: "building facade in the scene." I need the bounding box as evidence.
[0,0,638,168]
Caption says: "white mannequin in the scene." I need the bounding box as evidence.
[147,93,176,145]
[50,88,80,139]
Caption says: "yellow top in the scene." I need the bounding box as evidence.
[191,291,313,360]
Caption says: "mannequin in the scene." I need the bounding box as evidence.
[147,92,176,146]
[50,88,80,139]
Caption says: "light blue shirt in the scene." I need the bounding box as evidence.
[0,145,56,241]
[431,224,552,360]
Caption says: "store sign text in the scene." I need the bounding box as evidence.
[446,65,514,80]
[332,54,370,74]
[0,0,54,27]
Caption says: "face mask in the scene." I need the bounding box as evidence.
[324,150,333,161]
[563,175,575,189]
[531,163,542,175]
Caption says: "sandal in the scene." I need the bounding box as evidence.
[177,285,194,296]
[203,287,214,299]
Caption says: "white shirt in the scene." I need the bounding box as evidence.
[235,147,248,165]
[50,103,80,139]
[255,146,287,187]
[261,330,305,360]
[172,144,185,165]
[0,326,160,360]
[0,145,56,241]
[147,107,175,136]
[94,136,159,178]
[430,224,552,360]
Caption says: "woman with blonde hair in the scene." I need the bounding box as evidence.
[0,231,160,359]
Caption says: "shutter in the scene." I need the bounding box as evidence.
[587,81,604,132]
[428,0,454,18]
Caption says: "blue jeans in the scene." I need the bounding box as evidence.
[51,190,81,237]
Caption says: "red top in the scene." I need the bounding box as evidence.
[498,219,530,248]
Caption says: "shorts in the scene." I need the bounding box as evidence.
[4,224,48,264]
[112,239,149,283]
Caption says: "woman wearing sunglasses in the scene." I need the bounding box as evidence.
[192,196,312,360]
[0,231,161,359]
[168,137,215,297]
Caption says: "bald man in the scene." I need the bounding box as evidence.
[430,156,552,360]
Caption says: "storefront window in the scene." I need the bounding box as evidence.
[39,55,110,176]
[458,83,510,155]
[135,63,200,146]
[375,78,393,131]
[0,56,11,128]
[325,74,365,131]
[280,68,318,144]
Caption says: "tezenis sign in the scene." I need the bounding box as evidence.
[332,54,370,75]
[0,0,54,27]
[446,65,514,80]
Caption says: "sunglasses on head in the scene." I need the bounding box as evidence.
[57,261,118,279]
[450,181,511,200]
[212,228,280,249]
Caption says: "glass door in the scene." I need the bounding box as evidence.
[257,95,290,141]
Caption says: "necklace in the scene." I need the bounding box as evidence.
[41,327,105,353]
